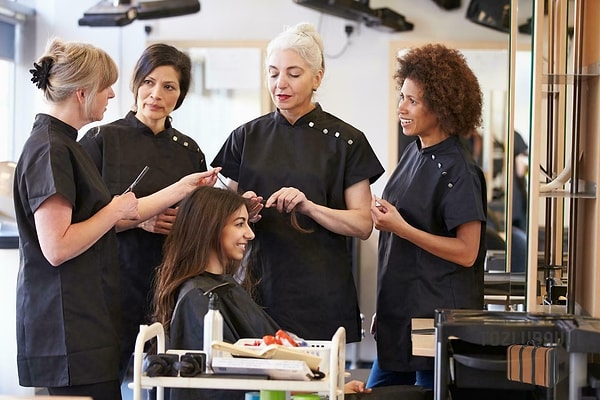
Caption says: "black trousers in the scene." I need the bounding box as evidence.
[48,380,122,400]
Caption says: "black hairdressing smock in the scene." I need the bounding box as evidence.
[211,104,384,342]
[168,273,281,400]
[79,111,207,373]
[14,114,120,387]
[375,136,486,372]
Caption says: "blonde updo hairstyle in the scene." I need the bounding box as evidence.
[35,38,118,119]
[266,22,325,78]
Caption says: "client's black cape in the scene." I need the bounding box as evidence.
[168,272,281,400]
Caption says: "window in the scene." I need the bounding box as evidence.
[0,21,16,161]
[0,1,35,162]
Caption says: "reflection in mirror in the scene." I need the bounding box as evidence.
[152,41,271,163]
[532,0,585,313]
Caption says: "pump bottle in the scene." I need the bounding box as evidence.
[203,291,223,373]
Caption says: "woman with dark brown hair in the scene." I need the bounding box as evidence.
[151,186,372,399]
[79,43,212,379]
[152,186,279,400]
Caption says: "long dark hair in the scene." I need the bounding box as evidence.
[131,43,192,111]
[151,186,249,334]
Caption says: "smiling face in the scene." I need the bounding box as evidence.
[220,205,255,262]
[398,78,448,148]
[267,49,322,124]
[135,65,181,134]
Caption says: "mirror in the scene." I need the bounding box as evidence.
[388,0,534,309]
[528,0,591,313]
[149,40,272,164]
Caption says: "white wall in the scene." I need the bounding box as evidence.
[16,0,532,364]
[0,248,33,396]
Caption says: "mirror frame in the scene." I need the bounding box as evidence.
[147,40,272,115]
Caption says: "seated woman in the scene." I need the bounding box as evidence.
[151,186,369,399]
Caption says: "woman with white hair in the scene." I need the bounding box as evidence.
[212,22,384,343]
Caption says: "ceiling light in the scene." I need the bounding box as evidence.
[366,8,414,32]
[78,1,137,27]
[292,0,414,32]
[78,0,200,27]
[136,0,200,20]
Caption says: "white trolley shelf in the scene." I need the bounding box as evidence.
[130,323,346,400]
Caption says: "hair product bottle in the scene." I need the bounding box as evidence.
[203,291,223,373]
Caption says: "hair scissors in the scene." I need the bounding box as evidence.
[121,166,149,195]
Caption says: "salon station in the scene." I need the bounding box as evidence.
[2,0,600,399]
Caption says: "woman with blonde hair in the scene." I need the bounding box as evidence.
[14,39,217,400]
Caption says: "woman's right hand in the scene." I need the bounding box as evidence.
[242,190,264,223]
[371,196,408,237]
[112,191,139,220]
[179,168,222,191]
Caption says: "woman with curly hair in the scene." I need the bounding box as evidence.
[366,43,487,389]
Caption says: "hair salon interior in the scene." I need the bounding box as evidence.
[1,0,600,399]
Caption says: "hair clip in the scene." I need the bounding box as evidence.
[29,59,53,90]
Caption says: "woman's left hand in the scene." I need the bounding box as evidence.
[242,190,264,223]
[265,187,310,214]
[139,207,177,234]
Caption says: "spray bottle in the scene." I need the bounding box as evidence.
[203,291,223,373]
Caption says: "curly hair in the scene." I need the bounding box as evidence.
[394,43,483,137]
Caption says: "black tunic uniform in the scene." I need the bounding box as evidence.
[212,104,384,342]
[14,114,120,387]
[375,136,486,371]
[79,111,207,373]
[168,273,281,400]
